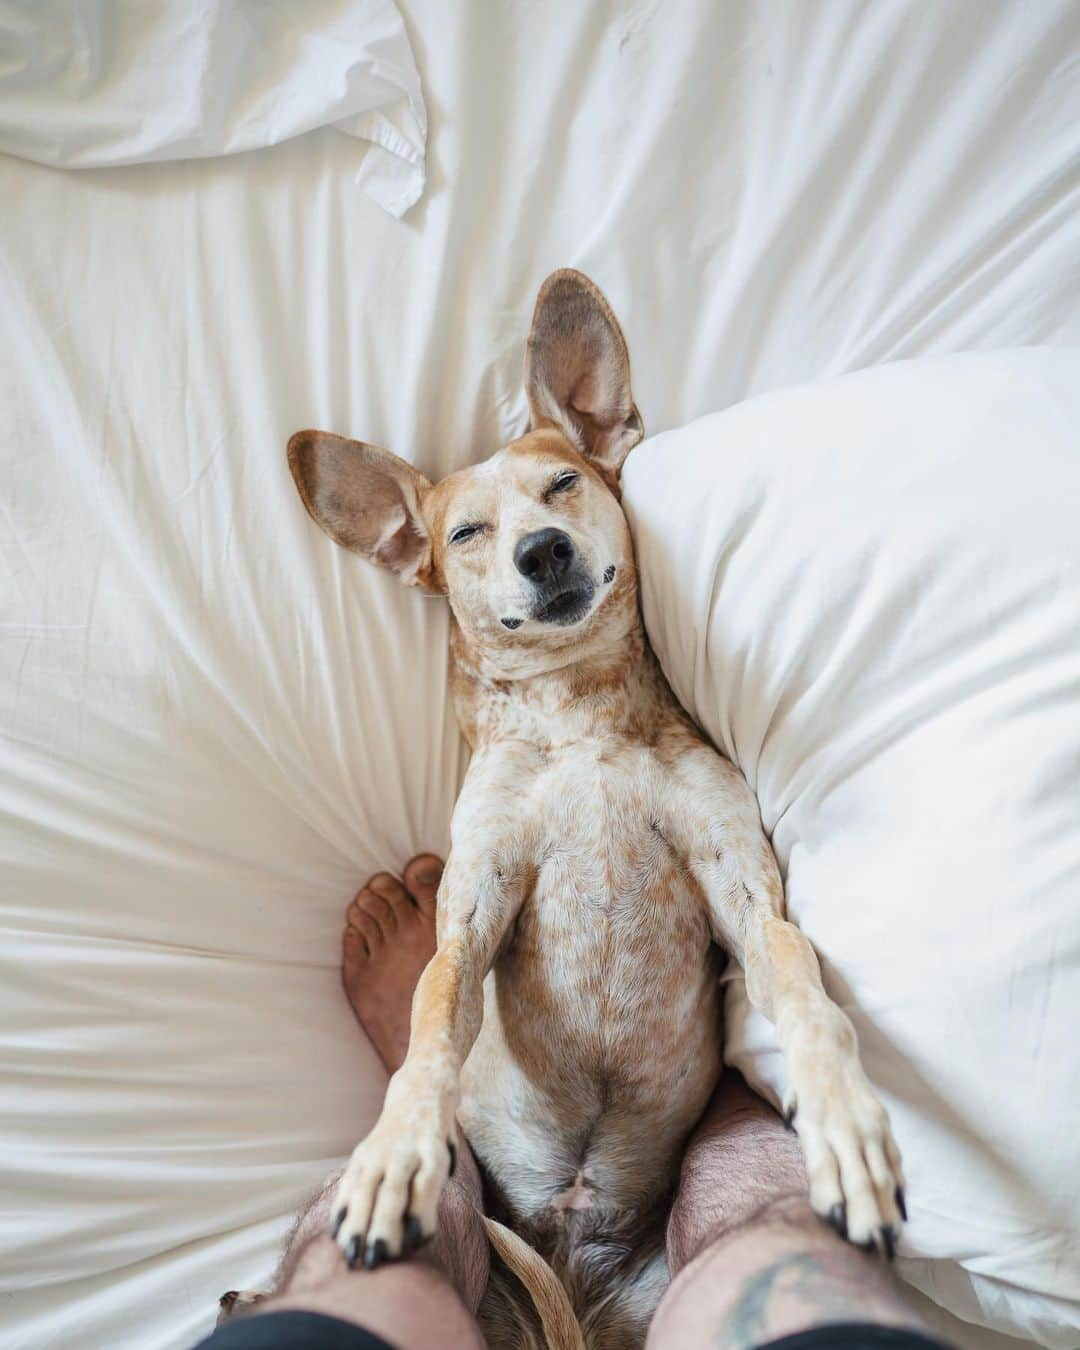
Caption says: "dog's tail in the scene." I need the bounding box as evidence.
[481,1215,586,1350]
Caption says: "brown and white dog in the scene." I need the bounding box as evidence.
[286,271,905,1347]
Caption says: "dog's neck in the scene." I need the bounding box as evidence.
[449,616,670,751]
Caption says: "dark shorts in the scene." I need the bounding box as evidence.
[194,1313,394,1350]
[195,1309,951,1350]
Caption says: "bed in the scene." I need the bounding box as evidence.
[1,3,1078,1348]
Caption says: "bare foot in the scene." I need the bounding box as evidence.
[342,855,442,1074]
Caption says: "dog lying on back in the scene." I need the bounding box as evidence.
[287,271,904,1347]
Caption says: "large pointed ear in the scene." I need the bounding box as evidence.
[525,269,644,482]
[287,430,436,589]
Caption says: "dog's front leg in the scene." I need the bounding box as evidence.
[663,746,905,1255]
[332,801,530,1268]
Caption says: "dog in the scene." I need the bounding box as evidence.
[285,270,905,1347]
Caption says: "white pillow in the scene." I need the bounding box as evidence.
[622,350,1080,1348]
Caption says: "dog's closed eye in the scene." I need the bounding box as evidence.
[544,471,579,501]
[449,523,485,545]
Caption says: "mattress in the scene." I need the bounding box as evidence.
[1,3,1078,1347]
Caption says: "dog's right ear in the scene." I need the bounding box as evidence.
[287,430,436,590]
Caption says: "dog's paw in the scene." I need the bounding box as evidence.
[331,1118,456,1269]
[785,1059,906,1257]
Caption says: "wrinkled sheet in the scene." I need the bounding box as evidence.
[1,3,1078,1348]
[0,0,426,216]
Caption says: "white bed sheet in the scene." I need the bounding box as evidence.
[1,3,1078,1348]
[0,0,427,217]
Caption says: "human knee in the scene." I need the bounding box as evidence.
[667,1100,807,1274]
[431,1174,489,1313]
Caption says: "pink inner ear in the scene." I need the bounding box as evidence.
[289,429,435,585]
[572,362,621,425]
[525,272,642,475]
[371,501,427,574]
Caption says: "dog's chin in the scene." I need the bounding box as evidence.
[531,583,596,627]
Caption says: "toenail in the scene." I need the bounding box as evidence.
[413,862,442,885]
[403,1215,423,1253]
[364,1238,389,1270]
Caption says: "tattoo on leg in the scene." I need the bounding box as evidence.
[723,1245,916,1350]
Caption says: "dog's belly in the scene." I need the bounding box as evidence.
[460,746,723,1225]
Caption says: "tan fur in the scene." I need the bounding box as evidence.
[288,270,904,1348]
[483,1216,585,1350]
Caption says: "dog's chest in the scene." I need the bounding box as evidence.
[495,740,714,1086]
[528,740,682,917]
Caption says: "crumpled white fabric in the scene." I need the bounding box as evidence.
[0,0,426,216]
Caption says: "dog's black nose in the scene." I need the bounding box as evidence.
[514,528,575,584]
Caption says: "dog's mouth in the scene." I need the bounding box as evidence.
[531,583,595,626]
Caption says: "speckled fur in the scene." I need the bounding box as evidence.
[288,271,904,1348]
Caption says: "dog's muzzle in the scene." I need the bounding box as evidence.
[531,581,595,625]
[512,527,595,627]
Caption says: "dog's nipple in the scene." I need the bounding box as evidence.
[501,617,523,630]
[603,565,616,584]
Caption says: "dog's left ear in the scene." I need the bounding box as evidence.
[525,269,644,483]
[287,430,437,590]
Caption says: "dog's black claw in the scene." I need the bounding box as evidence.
[895,1187,908,1222]
[856,1237,877,1255]
[403,1215,423,1254]
[447,1139,457,1176]
[881,1226,898,1261]
[827,1203,848,1240]
[331,1207,347,1239]
[346,1235,362,1269]
[783,1104,797,1132]
[219,1292,238,1310]
[364,1237,389,1270]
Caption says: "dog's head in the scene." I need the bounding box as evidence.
[288,270,643,678]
